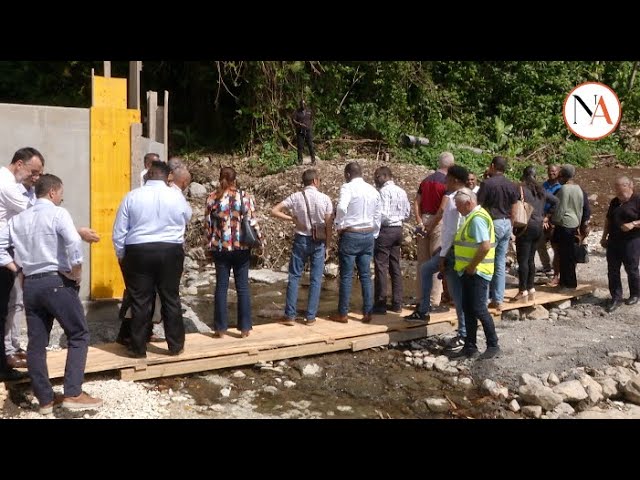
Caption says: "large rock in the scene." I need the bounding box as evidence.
[552,380,588,403]
[501,309,520,321]
[248,269,289,284]
[522,405,542,419]
[594,377,620,399]
[608,351,636,368]
[189,182,208,198]
[425,398,450,413]
[605,366,635,388]
[522,305,549,321]
[548,299,572,310]
[578,375,604,405]
[518,384,563,411]
[623,376,640,405]
[519,373,544,387]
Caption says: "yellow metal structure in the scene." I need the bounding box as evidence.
[90,75,140,299]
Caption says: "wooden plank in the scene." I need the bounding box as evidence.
[92,76,127,109]
[90,106,141,299]
[104,61,111,78]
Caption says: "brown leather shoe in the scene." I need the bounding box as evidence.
[62,392,103,411]
[327,313,348,323]
[39,393,64,415]
[361,314,372,324]
[277,317,296,326]
[6,354,27,369]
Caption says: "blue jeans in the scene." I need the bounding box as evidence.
[490,218,512,304]
[460,273,498,350]
[213,250,252,333]
[418,250,441,315]
[285,234,325,320]
[444,251,466,338]
[338,231,374,315]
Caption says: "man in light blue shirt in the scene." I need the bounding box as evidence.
[112,161,192,358]
[0,174,103,413]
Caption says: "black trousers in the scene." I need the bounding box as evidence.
[374,226,403,308]
[515,223,542,291]
[296,129,315,163]
[122,243,185,355]
[553,226,578,288]
[0,266,15,372]
[460,273,499,350]
[607,236,640,301]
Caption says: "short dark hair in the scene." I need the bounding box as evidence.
[144,152,160,166]
[344,161,362,178]
[302,169,318,186]
[147,160,170,180]
[375,166,392,179]
[35,173,62,198]
[11,147,45,166]
[447,165,469,184]
[491,156,507,173]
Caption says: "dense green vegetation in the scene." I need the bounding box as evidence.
[1,61,639,175]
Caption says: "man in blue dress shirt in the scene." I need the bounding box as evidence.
[113,161,192,358]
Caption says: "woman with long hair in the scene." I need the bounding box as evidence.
[510,166,558,302]
[205,167,262,337]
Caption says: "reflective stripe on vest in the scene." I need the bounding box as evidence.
[454,207,495,275]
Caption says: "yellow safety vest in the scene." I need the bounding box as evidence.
[454,207,496,276]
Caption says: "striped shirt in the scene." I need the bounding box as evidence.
[379,180,410,227]
[282,186,333,236]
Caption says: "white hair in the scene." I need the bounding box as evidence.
[454,187,476,204]
[438,151,455,169]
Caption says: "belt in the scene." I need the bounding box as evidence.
[343,227,374,233]
[25,271,61,280]
[381,224,402,228]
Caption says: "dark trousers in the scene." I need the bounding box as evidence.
[122,243,185,356]
[213,250,252,333]
[23,274,89,405]
[460,273,499,350]
[0,267,15,372]
[117,288,154,342]
[515,223,542,291]
[553,226,578,288]
[374,226,403,308]
[607,236,640,301]
[296,129,315,163]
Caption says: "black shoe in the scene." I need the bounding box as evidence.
[0,368,28,381]
[445,336,466,352]
[478,346,502,360]
[606,299,623,313]
[115,336,131,347]
[126,349,147,359]
[389,305,403,313]
[625,296,639,306]
[371,305,387,315]
[430,304,450,314]
[449,347,480,360]
[169,348,184,356]
[403,311,430,323]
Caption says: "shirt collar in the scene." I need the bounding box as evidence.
[145,180,168,187]
[34,198,55,207]
[303,185,317,192]
[382,180,395,188]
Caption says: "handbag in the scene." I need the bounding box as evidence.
[240,191,261,248]
[574,238,589,263]
[302,190,327,242]
[513,185,535,228]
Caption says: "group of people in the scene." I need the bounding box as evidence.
[2,139,639,415]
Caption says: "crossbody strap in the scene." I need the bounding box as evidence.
[302,190,313,230]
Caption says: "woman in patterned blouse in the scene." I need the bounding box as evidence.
[205,167,262,337]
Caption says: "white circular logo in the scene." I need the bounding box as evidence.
[563,82,621,140]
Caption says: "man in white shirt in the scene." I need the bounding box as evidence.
[0,147,44,381]
[271,169,333,325]
[329,162,381,324]
[139,152,160,187]
[372,166,410,314]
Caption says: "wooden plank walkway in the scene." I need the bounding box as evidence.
[31,284,594,382]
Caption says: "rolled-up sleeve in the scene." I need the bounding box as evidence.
[56,209,83,265]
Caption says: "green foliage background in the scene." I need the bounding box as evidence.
[1,61,639,174]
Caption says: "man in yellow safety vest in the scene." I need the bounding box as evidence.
[450,188,501,360]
